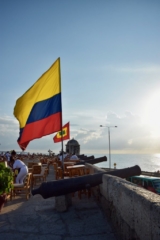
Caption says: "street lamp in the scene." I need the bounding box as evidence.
[100,125,117,170]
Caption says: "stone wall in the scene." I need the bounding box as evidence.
[86,163,160,240]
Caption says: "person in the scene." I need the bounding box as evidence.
[64,149,71,161]
[58,151,68,162]
[10,150,28,184]
[70,152,79,160]
[5,151,11,166]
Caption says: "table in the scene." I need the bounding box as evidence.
[66,164,91,198]
[66,164,86,177]
[64,162,75,165]
[63,162,75,171]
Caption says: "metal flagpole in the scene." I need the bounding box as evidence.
[59,58,64,177]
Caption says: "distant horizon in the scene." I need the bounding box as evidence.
[1,149,160,156]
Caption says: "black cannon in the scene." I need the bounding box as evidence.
[32,165,141,199]
[74,156,107,165]
[84,156,107,164]
[81,155,95,160]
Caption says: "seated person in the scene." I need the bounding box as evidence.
[64,150,72,162]
[58,151,68,162]
[70,152,79,160]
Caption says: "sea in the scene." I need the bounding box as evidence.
[88,154,160,173]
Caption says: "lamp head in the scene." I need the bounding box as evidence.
[100,125,118,128]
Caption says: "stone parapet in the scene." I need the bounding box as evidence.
[86,163,160,240]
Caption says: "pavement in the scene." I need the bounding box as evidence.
[0,165,120,240]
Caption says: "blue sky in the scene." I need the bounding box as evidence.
[1,0,160,155]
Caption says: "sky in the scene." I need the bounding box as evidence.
[1,0,160,156]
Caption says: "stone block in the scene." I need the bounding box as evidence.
[55,194,72,212]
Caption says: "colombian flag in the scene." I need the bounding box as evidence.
[14,58,62,150]
[53,122,70,143]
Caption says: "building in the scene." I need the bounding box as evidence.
[66,138,80,155]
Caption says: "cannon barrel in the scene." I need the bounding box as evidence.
[74,156,107,165]
[32,165,141,199]
[78,154,95,160]
[84,156,107,164]
[81,155,95,160]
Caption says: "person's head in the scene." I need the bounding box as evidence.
[11,150,17,161]
[11,150,16,157]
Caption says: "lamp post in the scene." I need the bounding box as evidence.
[100,125,117,170]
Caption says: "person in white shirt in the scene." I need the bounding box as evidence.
[70,152,79,160]
[10,150,28,184]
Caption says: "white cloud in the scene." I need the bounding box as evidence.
[76,110,160,154]
[0,110,159,154]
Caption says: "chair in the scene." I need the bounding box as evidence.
[40,158,49,175]
[53,162,63,180]
[78,167,91,199]
[32,166,46,187]
[53,162,69,180]
[56,159,62,167]
[41,163,49,175]
[63,162,75,171]
[13,173,32,200]
[28,162,35,168]
[32,165,41,174]
[67,165,85,178]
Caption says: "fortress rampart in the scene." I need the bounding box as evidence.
[86,164,160,240]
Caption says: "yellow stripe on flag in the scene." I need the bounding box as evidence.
[14,58,61,128]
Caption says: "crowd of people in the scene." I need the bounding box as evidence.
[58,149,79,161]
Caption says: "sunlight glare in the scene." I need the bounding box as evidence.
[142,90,160,135]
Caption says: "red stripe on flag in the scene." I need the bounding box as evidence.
[18,112,62,150]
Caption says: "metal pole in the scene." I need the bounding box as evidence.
[100,125,117,170]
[108,127,111,170]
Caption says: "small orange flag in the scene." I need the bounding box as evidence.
[53,122,70,143]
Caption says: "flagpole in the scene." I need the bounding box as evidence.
[59,58,64,177]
